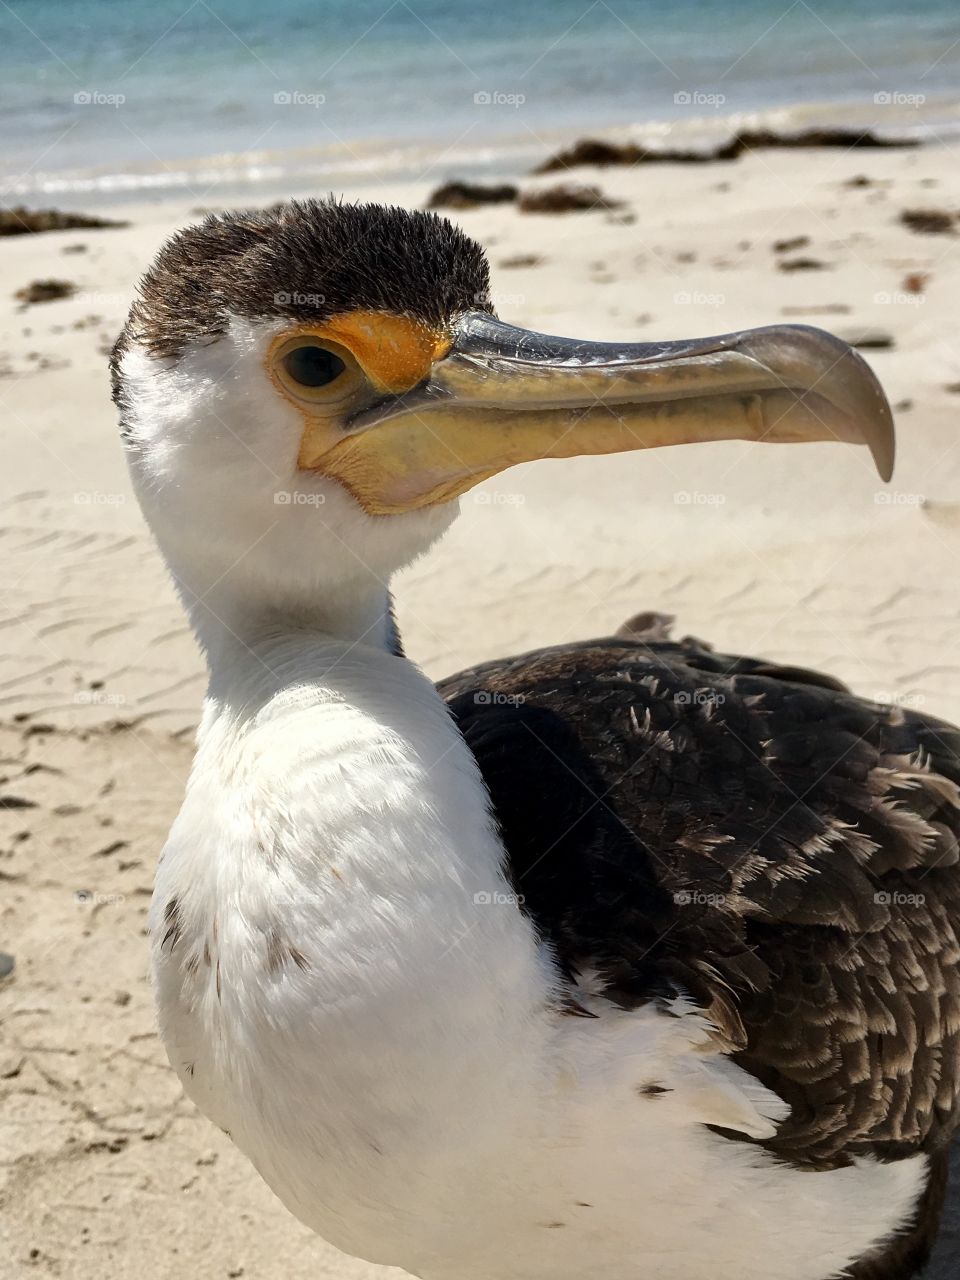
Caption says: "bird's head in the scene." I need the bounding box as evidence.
[112,198,893,649]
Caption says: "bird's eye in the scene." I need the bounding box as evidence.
[271,332,364,410]
[283,345,347,388]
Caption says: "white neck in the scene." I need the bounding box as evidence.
[147,512,401,669]
[189,576,397,671]
[152,622,556,1256]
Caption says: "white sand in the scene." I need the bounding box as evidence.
[2,140,959,1277]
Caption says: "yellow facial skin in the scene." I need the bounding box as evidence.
[268,310,895,517]
[269,311,449,453]
[306,311,451,393]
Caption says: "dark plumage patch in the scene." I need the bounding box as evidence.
[385,592,405,658]
[110,198,492,403]
[440,628,960,1193]
[558,992,598,1018]
[265,925,309,976]
[161,897,181,951]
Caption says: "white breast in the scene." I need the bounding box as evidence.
[150,638,927,1280]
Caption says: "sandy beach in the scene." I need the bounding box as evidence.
[2,134,960,1276]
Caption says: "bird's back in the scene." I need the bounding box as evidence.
[440,617,960,1187]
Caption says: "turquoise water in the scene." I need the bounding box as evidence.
[1,0,958,202]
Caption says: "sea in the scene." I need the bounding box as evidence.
[1,0,959,207]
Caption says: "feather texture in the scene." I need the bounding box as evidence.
[441,624,960,1187]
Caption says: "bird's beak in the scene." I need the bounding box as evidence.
[316,312,895,516]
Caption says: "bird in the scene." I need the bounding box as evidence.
[112,198,960,1280]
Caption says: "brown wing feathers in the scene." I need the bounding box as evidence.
[440,628,960,1174]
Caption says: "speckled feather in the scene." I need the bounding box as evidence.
[440,625,960,1194]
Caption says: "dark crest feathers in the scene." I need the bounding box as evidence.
[110,198,492,404]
